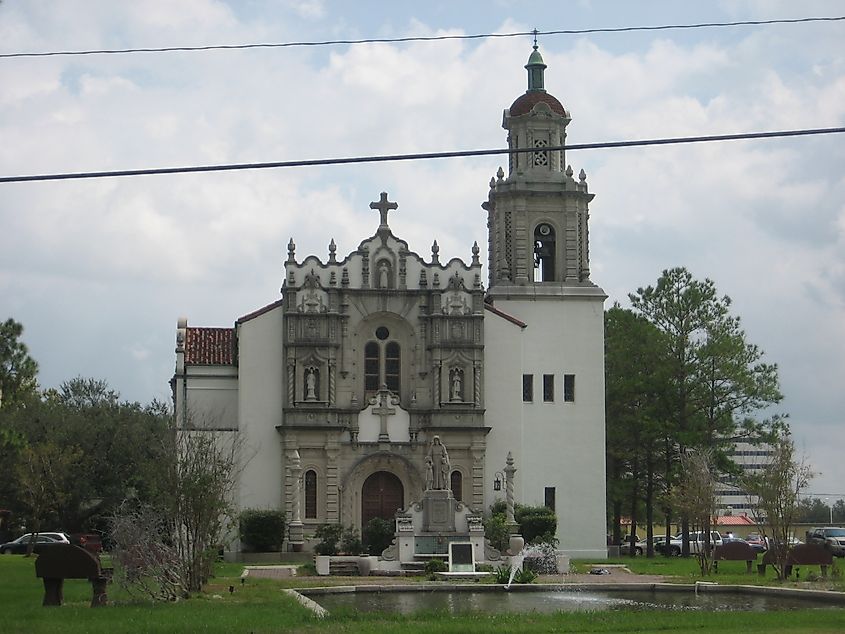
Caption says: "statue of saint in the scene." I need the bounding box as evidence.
[427,435,450,490]
[305,369,317,400]
[424,456,434,490]
[378,261,390,289]
[451,370,462,401]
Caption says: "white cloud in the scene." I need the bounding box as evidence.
[1,3,843,492]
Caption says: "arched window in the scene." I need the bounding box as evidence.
[304,470,317,519]
[450,470,463,502]
[533,223,556,282]
[363,332,401,396]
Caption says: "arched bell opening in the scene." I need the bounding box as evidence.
[533,222,556,281]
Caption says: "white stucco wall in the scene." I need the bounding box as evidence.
[484,295,607,559]
[236,305,285,511]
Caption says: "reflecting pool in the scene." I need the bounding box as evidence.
[308,589,842,615]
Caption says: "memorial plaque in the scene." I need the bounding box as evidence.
[449,542,475,573]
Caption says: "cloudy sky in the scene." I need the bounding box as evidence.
[1,1,843,498]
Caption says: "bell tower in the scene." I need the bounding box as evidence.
[483,43,596,295]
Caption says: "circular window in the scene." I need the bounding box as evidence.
[538,223,552,236]
[375,326,390,340]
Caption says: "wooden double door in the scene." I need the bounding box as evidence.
[361,471,404,527]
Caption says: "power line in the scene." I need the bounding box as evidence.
[2,127,843,184]
[1,16,843,60]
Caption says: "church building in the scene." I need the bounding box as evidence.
[172,45,608,558]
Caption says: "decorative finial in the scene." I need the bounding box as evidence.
[431,240,440,264]
[565,164,574,178]
[579,168,587,182]
[287,238,296,263]
[471,241,480,266]
[496,166,505,180]
[328,238,337,263]
[489,176,496,190]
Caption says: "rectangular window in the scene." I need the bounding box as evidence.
[544,487,556,511]
[522,374,533,402]
[543,374,554,402]
[563,374,575,402]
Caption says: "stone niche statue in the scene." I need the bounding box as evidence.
[426,435,450,491]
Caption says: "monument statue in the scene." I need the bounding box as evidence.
[427,435,450,490]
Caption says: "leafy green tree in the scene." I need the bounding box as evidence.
[629,268,782,556]
[1,378,170,532]
[796,497,833,524]
[15,441,83,553]
[0,318,38,408]
[605,305,668,556]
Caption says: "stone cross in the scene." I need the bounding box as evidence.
[372,388,396,442]
[370,192,398,229]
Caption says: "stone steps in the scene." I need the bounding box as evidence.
[328,560,360,576]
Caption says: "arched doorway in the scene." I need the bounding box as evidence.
[361,471,404,526]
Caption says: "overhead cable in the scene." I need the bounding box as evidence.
[2,127,844,184]
[1,16,843,59]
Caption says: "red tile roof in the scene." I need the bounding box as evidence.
[715,515,757,526]
[509,91,567,117]
[184,327,234,365]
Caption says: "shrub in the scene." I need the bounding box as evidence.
[425,558,448,579]
[362,517,394,555]
[239,509,285,552]
[483,513,510,552]
[313,523,343,555]
[515,505,557,544]
[494,565,512,584]
[340,526,363,554]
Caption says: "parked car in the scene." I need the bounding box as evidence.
[628,535,668,556]
[656,531,723,556]
[0,533,65,554]
[806,527,845,557]
[744,533,768,553]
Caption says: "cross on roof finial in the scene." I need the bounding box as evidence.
[533,28,538,49]
[370,192,398,229]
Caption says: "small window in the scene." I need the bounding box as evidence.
[543,374,554,402]
[304,470,317,519]
[450,471,463,502]
[522,374,534,402]
[544,486,556,512]
[563,374,575,402]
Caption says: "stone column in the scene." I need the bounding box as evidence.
[504,451,519,535]
[288,449,304,550]
[325,444,340,524]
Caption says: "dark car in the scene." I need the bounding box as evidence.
[0,533,63,554]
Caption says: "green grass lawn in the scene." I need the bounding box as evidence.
[3,554,845,633]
